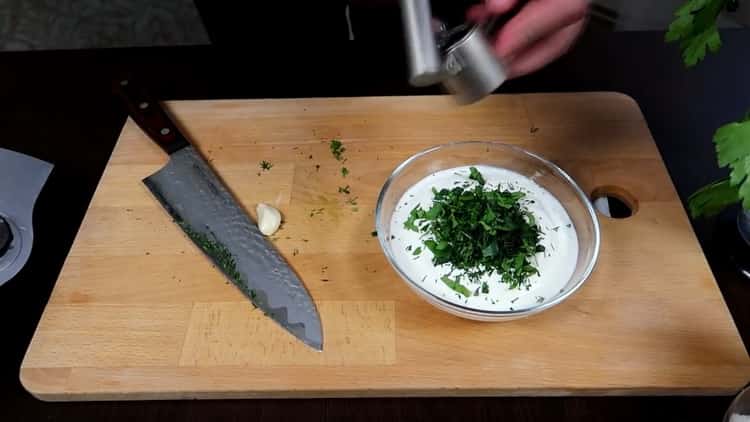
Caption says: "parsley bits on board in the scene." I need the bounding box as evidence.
[330,139,345,161]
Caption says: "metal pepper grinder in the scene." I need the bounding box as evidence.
[400,0,508,104]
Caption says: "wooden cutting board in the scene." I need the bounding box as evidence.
[21,93,750,401]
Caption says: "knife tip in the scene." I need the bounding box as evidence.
[306,338,324,352]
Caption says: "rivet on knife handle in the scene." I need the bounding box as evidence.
[114,78,189,155]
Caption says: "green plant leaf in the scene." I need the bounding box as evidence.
[666,14,693,42]
[741,161,750,209]
[737,154,750,209]
[676,0,711,15]
[715,119,750,178]
[681,25,721,66]
[715,114,750,210]
[730,157,749,187]
[666,0,726,67]
[716,120,750,164]
[692,113,750,218]
[688,178,740,217]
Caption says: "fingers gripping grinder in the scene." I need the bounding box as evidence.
[400,0,507,104]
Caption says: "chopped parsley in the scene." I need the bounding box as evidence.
[371,230,378,237]
[440,276,472,298]
[259,160,273,171]
[341,167,349,177]
[330,139,346,161]
[404,211,419,232]
[338,185,351,194]
[405,167,545,290]
[469,166,486,186]
[177,221,258,309]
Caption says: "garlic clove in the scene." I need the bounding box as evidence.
[256,203,282,236]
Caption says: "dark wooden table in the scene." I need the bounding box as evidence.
[1,20,749,421]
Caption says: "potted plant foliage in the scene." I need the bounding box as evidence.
[668,0,750,241]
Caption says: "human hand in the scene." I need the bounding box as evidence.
[468,0,589,78]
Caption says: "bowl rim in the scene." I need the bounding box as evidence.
[375,141,601,319]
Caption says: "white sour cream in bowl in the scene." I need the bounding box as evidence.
[375,142,600,321]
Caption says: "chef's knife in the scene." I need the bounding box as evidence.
[114,79,323,351]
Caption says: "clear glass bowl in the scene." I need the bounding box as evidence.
[375,141,601,321]
[725,383,750,422]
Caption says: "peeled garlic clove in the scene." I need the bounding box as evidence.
[256,203,282,236]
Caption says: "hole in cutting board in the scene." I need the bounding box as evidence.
[591,186,638,219]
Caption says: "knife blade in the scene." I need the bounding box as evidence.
[115,78,323,351]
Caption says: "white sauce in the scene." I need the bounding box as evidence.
[388,165,578,311]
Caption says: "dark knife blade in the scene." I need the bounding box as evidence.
[115,78,323,350]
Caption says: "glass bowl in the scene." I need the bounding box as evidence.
[375,141,600,321]
[725,383,750,422]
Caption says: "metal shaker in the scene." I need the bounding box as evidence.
[400,0,507,104]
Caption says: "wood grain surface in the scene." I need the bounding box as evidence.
[20,93,750,401]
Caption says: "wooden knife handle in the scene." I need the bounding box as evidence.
[114,77,189,155]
